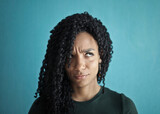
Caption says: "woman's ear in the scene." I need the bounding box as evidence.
[99,58,102,63]
[99,50,103,63]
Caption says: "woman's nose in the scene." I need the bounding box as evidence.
[74,56,86,71]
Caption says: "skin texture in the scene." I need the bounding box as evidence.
[65,32,102,101]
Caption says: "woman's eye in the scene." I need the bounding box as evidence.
[85,52,94,57]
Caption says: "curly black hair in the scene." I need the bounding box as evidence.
[34,12,113,114]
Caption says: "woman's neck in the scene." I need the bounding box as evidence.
[71,83,101,102]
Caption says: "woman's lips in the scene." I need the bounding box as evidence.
[75,74,88,80]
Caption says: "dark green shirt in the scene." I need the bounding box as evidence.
[29,87,138,114]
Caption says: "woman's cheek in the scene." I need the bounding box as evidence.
[87,59,99,70]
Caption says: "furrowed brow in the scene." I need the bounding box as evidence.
[82,48,95,53]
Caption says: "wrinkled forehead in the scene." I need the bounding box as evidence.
[72,32,99,52]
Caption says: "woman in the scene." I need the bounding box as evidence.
[29,12,138,114]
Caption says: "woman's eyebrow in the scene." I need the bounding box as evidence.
[82,48,95,52]
[72,48,95,54]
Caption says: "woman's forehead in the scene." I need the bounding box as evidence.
[72,32,98,50]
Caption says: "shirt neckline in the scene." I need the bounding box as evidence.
[72,86,103,104]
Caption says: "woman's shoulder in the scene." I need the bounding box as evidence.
[121,93,138,114]
[28,97,46,114]
[103,87,138,114]
[103,87,122,101]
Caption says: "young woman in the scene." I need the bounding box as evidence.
[29,12,138,114]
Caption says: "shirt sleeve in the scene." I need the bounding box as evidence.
[121,94,138,114]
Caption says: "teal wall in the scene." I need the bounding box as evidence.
[0,0,160,113]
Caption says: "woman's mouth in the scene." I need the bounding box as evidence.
[75,74,88,80]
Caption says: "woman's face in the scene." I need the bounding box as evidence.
[65,32,102,88]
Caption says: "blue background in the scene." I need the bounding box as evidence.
[0,0,160,113]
